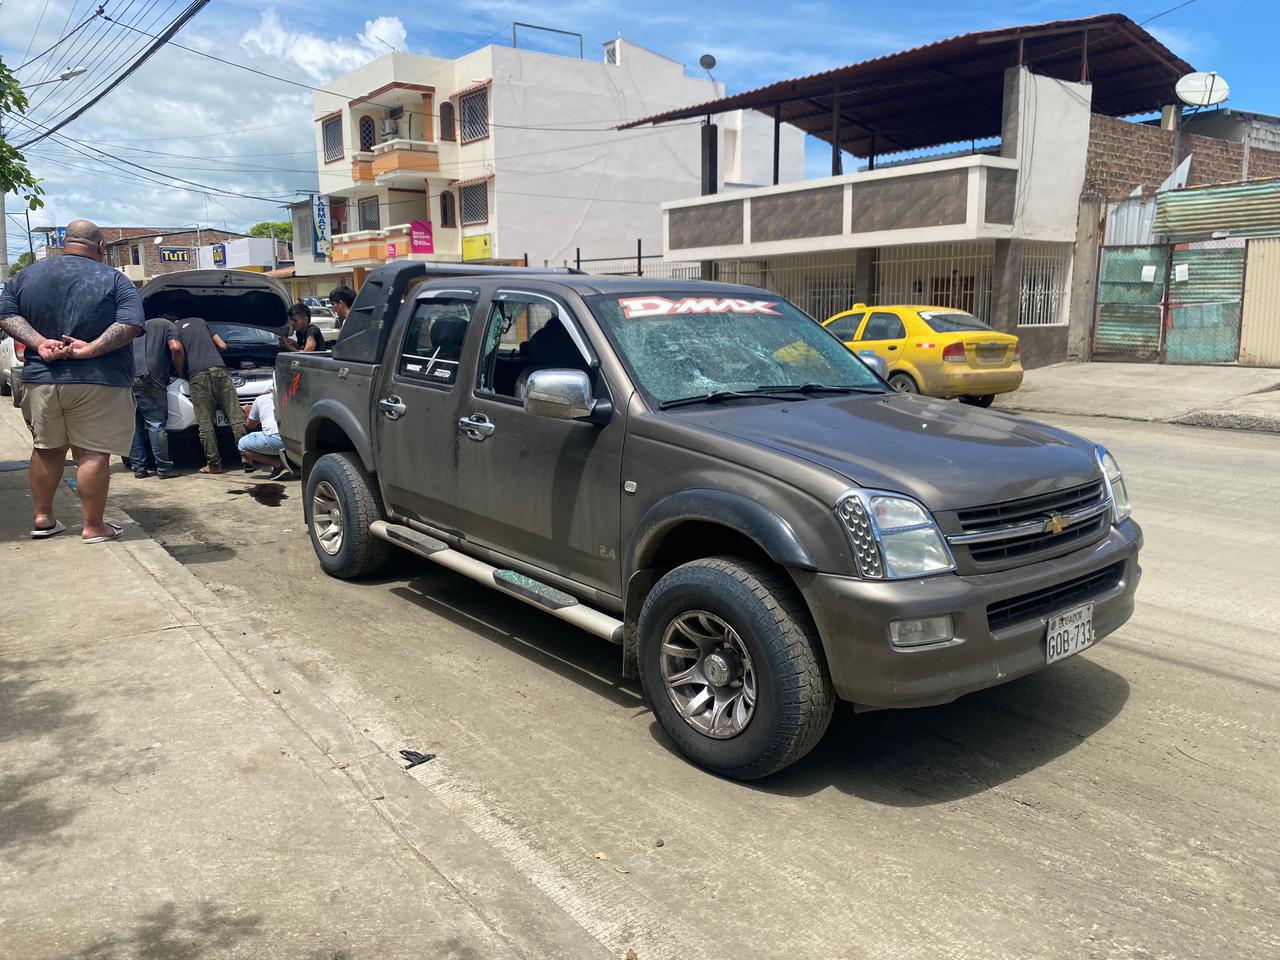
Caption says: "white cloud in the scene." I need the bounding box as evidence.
[240,10,411,84]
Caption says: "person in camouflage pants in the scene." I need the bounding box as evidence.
[169,316,247,473]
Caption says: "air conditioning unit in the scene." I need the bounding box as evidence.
[380,118,399,138]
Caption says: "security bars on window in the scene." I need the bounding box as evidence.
[1017,241,1073,327]
[358,197,380,231]
[460,90,489,143]
[460,183,488,225]
[322,117,343,163]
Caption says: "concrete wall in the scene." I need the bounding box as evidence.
[1067,198,1104,361]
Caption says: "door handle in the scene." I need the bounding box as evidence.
[458,413,495,441]
[887,345,899,351]
[378,396,407,419]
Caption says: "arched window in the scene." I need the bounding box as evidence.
[359,115,375,151]
[440,191,456,228]
[439,101,455,141]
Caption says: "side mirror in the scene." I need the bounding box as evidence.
[858,350,888,380]
[524,369,605,423]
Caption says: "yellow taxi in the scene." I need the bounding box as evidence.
[823,304,1023,407]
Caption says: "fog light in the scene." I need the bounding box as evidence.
[890,615,954,648]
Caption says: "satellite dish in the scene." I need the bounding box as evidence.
[1176,71,1229,107]
[699,54,716,72]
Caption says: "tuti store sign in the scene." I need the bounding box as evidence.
[158,247,191,264]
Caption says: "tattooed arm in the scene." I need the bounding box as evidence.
[66,321,142,360]
[0,314,69,361]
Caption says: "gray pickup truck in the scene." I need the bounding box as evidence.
[278,262,1142,779]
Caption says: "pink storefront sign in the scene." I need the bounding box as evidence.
[410,220,434,254]
[386,243,397,259]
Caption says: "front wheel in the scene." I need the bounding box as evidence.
[888,373,918,394]
[304,452,390,579]
[637,557,834,780]
[960,394,995,408]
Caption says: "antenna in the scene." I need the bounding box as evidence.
[1175,71,1229,107]
[699,53,717,82]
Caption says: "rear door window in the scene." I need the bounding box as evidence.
[857,311,906,341]
[396,292,478,389]
[476,291,592,401]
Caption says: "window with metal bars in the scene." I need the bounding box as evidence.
[460,182,488,225]
[460,90,489,143]
[322,116,343,163]
[358,197,380,231]
[1017,241,1072,327]
[359,116,375,151]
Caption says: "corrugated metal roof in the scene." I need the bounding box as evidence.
[619,13,1192,158]
[1155,179,1280,239]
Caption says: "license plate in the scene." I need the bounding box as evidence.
[214,411,229,427]
[1045,602,1095,664]
[977,344,1007,365]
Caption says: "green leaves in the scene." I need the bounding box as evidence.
[1,55,45,211]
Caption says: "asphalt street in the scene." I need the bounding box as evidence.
[33,409,1280,959]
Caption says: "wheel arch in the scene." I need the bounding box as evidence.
[620,490,818,678]
[304,400,375,477]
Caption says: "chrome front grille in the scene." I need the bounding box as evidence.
[948,480,1111,568]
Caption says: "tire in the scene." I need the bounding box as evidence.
[1,377,10,397]
[637,557,834,780]
[304,452,390,579]
[960,394,995,408]
[888,372,918,394]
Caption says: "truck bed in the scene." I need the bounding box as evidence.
[276,351,380,471]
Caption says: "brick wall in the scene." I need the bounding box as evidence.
[106,229,245,278]
[1083,114,1280,199]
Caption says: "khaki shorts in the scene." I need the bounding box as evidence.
[21,383,137,456]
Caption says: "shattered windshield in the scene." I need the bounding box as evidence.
[587,292,884,405]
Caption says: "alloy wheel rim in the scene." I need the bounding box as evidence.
[311,480,343,556]
[891,377,915,393]
[659,610,757,739]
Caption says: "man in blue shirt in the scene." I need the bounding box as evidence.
[0,219,144,542]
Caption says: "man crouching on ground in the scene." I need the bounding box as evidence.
[0,219,143,543]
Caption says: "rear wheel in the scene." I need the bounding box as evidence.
[638,557,834,780]
[888,372,918,394]
[1,376,10,397]
[304,452,390,578]
[960,394,995,408]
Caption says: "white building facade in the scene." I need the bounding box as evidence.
[293,39,803,287]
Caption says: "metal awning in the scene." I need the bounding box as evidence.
[619,13,1193,158]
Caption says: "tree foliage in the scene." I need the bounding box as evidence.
[9,250,35,274]
[0,56,44,211]
[249,220,292,243]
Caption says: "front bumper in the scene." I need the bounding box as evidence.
[799,519,1142,708]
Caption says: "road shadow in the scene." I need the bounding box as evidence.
[389,563,643,710]
[72,901,264,959]
[647,652,1131,805]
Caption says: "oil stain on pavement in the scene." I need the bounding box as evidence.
[226,484,289,507]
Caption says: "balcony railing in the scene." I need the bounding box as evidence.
[330,223,456,264]
[351,151,374,182]
[371,139,440,179]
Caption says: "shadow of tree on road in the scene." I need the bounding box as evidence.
[72,901,264,960]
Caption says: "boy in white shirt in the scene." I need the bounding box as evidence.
[238,389,292,480]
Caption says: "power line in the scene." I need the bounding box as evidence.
[15,7,97,70]
[16,0,211,150]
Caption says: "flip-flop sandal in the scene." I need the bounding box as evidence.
[31,520,66,539]
[83,524,124,544]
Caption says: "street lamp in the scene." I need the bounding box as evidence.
[0,68,88,282]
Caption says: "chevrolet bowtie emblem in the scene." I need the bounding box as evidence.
[1044,513,1070,535]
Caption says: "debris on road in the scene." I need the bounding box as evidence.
[400,749,436,769]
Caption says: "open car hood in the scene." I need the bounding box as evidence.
[140,269,290,335]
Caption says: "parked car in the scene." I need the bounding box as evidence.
[823,304,1023,407]
[0,332,23,403]
[137,270,290,438]
[278,263,1141,781]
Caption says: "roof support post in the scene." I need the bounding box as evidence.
[1080,27,1089,81]
[831,90,843,177]
[868,134,876,171]
[772,103,781,185]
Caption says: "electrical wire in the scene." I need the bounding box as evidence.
[15,7,97,70]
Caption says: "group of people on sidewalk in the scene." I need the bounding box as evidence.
[0,216,355,541]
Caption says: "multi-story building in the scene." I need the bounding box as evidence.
[293,37,803,288]
[99,227,249,284]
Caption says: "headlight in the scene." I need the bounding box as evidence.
[836,491,955,579]
[1095,447,1132,523]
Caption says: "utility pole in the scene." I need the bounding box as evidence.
[26,208,35,257]
[1,112,8,284]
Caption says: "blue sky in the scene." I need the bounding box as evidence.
[3,0,1276,249]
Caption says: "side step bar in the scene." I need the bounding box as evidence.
[370,521,624,644]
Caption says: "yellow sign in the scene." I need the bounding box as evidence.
[462,234,492,262]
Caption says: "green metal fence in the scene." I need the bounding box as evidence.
[1092,245,1167,361]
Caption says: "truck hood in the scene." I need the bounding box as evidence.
[140,269,290,335]
[675,393,1101,512]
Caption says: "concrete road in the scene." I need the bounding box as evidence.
[75,414,1280,959]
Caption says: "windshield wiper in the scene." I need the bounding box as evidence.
[759,383,886,395]
[657,390,805,410]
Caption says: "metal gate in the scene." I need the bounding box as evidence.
[1092,245,1167,361]
[1239,237,1280,366]
[1165,239,1247,364]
